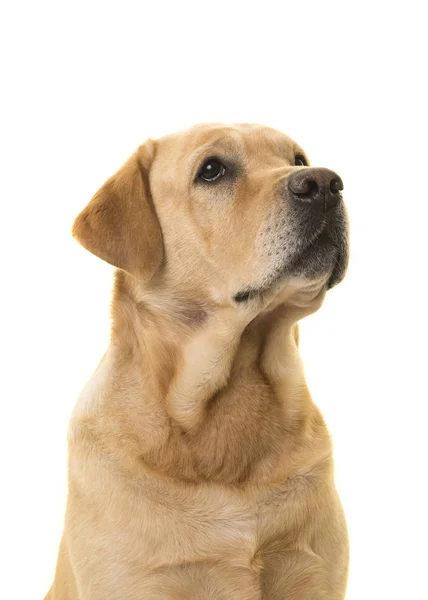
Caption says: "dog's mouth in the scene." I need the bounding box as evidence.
[233,234,337,304]
[287,228,343,287]
[234,214,348,304]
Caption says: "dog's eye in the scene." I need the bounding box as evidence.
[198,159,227,182]
[295,155,307,167]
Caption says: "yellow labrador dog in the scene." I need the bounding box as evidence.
[46,123,349,599]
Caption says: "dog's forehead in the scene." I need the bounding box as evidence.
[156,124,299,164]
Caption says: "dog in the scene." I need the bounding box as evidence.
[45,123,349,599]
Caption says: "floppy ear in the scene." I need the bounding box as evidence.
[72,141,163,281]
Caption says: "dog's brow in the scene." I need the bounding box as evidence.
[192,136,232,156]
[189,135,240,174]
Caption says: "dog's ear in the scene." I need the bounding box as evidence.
[72,141,163,281]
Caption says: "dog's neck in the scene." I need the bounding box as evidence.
[111,271,304,417]
[99,270,330,484]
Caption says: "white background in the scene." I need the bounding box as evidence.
[1,1,427,599]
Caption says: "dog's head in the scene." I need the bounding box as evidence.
[73,124,348,319]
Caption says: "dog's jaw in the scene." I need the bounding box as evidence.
[234,200,349,305]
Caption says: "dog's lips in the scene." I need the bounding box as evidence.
[289,203,349,286]
[234,206,348,303]
[234,232,337,304]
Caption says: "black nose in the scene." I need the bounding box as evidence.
[288,168,343,210]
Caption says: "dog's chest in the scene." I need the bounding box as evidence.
[67,427,322,599]
[70,455,304,571]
